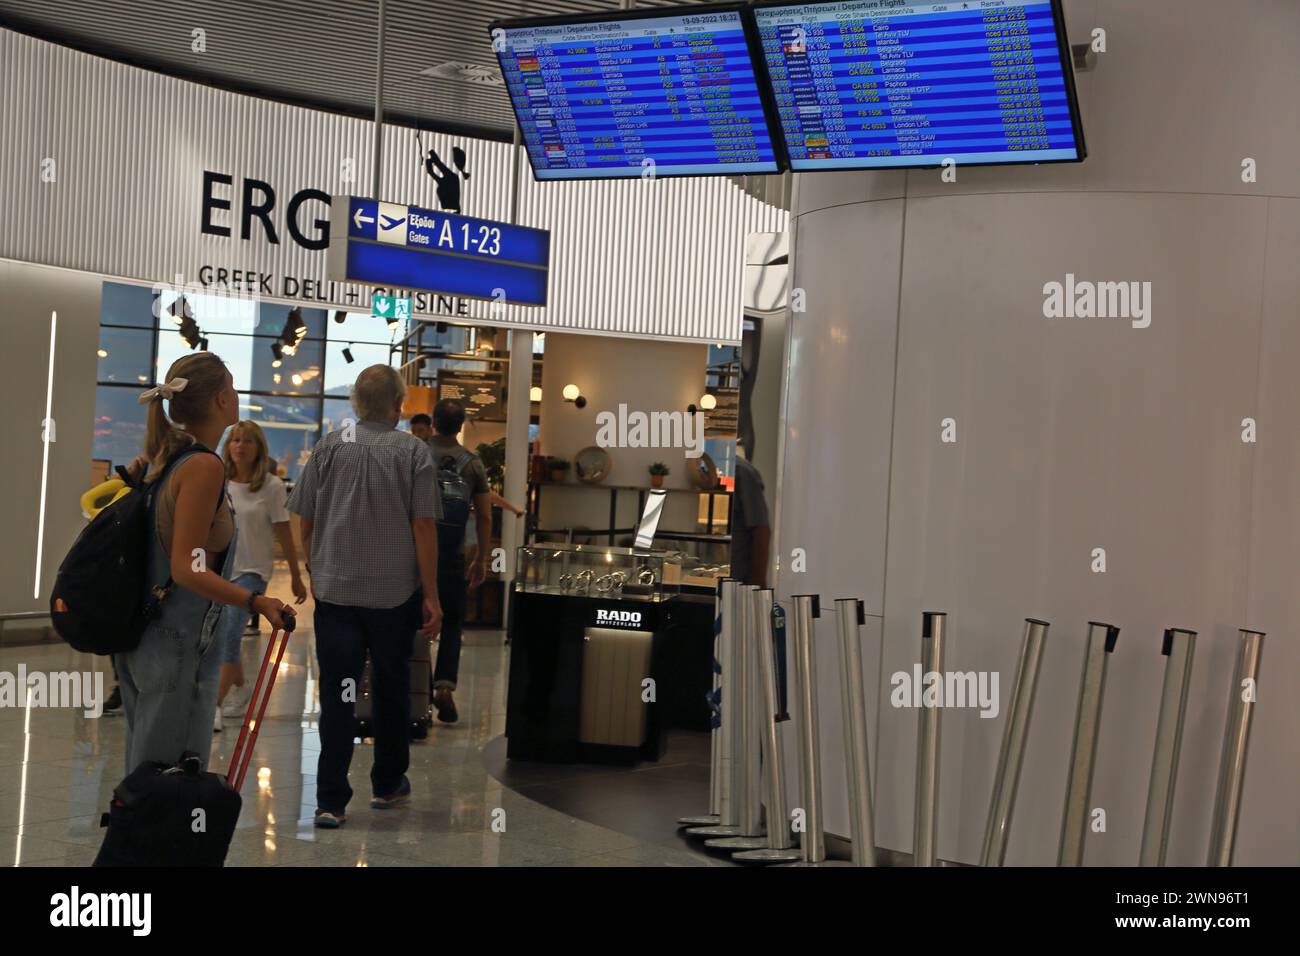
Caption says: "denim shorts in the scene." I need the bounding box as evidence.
[218,572,266,664]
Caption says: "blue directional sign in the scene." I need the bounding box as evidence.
[328,196,550,307]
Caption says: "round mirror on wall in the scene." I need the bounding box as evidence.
[688,452,718,490]
[575,445,612,484]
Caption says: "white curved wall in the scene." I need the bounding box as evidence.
[776,0,1300,866]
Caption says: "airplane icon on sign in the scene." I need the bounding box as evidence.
[380,214,406,231]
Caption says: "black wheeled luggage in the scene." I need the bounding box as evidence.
[93,621,293,866]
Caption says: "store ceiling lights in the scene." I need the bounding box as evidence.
[529,386,542,403]
[563,384,587,408]
[700,393,718,411]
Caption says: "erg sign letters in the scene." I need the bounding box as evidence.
[201,171,331,250]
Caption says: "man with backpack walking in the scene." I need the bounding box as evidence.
[423,399,492,724]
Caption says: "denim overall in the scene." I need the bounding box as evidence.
[113,447,238,774]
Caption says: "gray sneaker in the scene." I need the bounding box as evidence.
[370,776,412,810]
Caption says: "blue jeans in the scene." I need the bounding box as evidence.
[433,555,466,691]
[115,617,223,773]
[313,590,421,814]
[218,572,265,665]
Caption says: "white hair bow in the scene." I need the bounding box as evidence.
[138,377,189,404]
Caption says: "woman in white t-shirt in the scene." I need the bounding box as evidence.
[213,420,307,730]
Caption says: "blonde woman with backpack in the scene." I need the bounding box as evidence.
[117,352,295,773]
[213,420,307,732]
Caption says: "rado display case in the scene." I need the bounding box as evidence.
[506,543,718,764]
[515,543,676,602]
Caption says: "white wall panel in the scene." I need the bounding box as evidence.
[1238,199,1300,866]
[779,0,1300,867]
[0,29,786,344]
[883,192,1264,866]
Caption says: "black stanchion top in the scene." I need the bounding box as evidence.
[922,610,946,637]
[1161,627,1197,655]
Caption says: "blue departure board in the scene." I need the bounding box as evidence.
[753,0,1085,170]
[492,6,782,180]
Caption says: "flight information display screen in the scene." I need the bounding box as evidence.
[492,6,782,180]
[753,0,1085,170]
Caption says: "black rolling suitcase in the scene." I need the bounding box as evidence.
[355,638,433,741]
[93,622,293,867]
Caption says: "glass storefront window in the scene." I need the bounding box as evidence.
[94,281,508,483]
[321,397,356,436]
[323,340,393,395]
[328,310,403,346]
[97,327,153,385]
[155,331,324,396]
[101,282,158,329]
[93,386,148,467]
[240,394,322,480]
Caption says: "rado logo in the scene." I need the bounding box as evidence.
[595,609,642,627]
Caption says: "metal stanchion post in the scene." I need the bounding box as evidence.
[836,598,876,866]
[678,579,730,827]
[780,593,833,865]
[913,611,945,867]
[733,589,802,863]
[1207,628,1265,867]
[1139,627,1197,867]
[981,618,1050,867]
[707,586,767,849]
[685,580,742,838]
[1058,622,1120,866]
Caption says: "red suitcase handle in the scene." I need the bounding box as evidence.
[228,618,294,791]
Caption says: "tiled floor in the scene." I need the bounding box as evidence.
[0,578,724,867]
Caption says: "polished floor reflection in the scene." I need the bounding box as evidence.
[0,580,723,867]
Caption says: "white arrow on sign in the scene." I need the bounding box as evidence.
[374,298,391,315]
[354,208,376,229]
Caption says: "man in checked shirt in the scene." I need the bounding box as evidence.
[288,365,444,828]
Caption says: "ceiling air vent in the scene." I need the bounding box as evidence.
[418,62,504,87]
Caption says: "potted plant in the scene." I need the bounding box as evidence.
[546,457,570,483]
[648,462,670,489]
[476,437,506,493]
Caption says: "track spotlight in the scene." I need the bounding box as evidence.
[280,307,307,348]
[332,310,347,324]
[169,295,193,327]
[342,344,355,364]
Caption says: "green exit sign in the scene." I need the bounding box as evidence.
[371,295,411,320]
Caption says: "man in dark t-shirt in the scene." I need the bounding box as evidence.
[425,400,492,723]
[730,454,771,587]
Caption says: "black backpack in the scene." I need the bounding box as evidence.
[435,446,475,555]
[50,445,220,656]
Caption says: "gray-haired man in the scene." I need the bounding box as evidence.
[288,365,444,827]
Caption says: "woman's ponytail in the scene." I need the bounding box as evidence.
[144,393,194,479]
[142,351,229,479]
